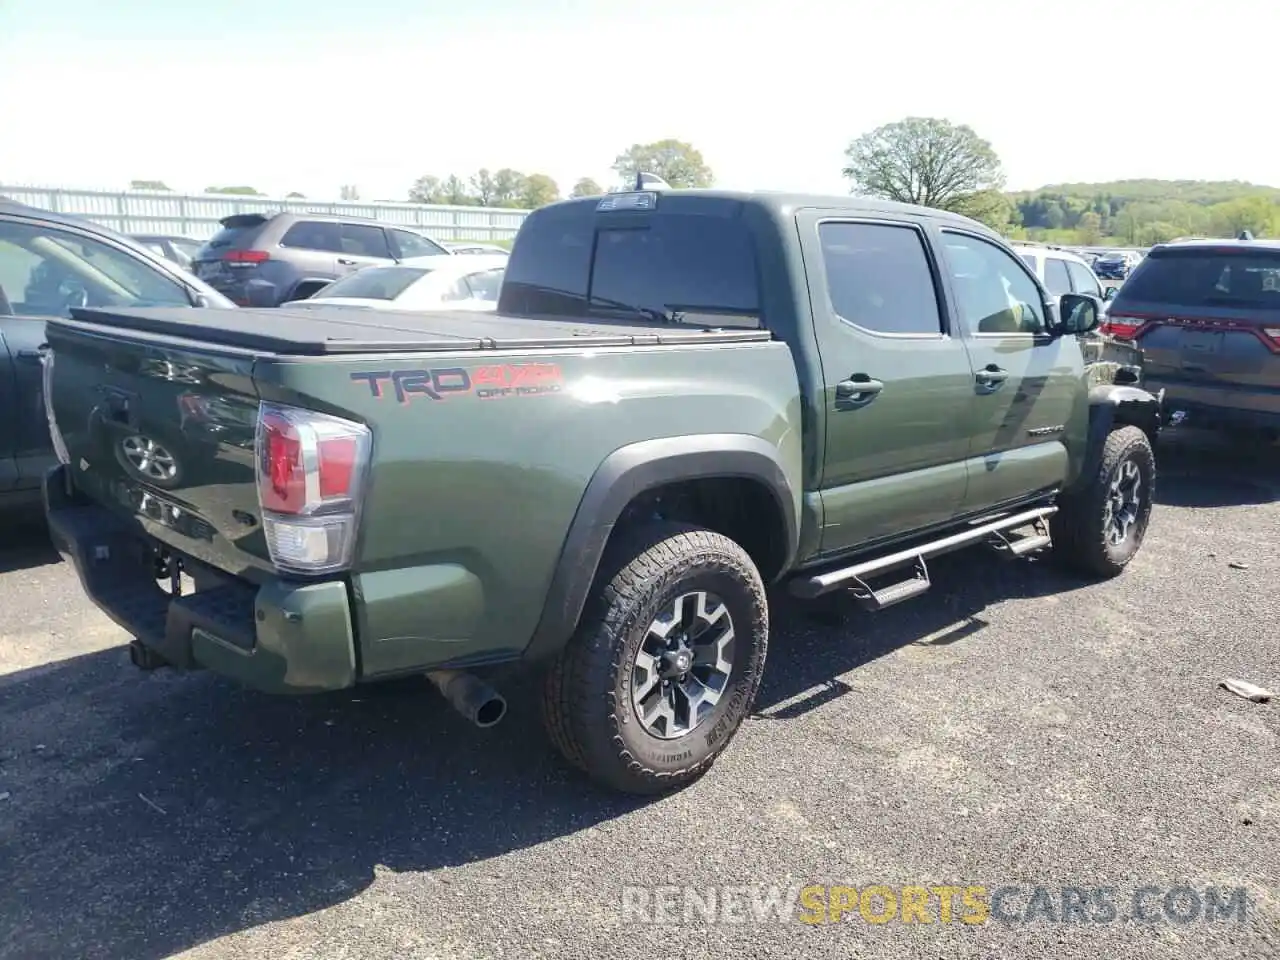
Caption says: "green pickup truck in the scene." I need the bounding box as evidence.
[42,187,1163,795]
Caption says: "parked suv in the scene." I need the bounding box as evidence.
[1013,243,1105,304]
[190,213,452,307]
[1103,236,1280,440]
[1094,250,1142,280]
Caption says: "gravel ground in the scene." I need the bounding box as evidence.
[1,428,1277,960]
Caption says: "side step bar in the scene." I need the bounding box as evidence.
[790,506,1058,603]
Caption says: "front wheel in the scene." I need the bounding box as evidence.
[1053,425,1156,578]
[540,522,768,795]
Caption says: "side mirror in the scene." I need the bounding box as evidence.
[1058,293,1101,335]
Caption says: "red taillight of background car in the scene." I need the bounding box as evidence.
[223,249,270,266]
[254,403,371,574]
[1100,314,1151,340]
[1260,327,1280,354]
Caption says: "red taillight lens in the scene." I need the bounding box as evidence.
[255,403,372,574]
[1101,315,1150,340]
[223,249,269,265]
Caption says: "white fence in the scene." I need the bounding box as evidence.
[0,184,532,243]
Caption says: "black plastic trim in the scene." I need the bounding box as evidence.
[522,434,798,662]
[1064,384,1163,495]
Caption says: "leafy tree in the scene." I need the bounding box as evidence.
[842,117,1005,212]
[571,177,603,198]
[491,169,528,207]
[470,169,496,206]
[953,190,1018,232]
[612,139,713,189]
[129,180,170,191]
[1077,211,1103,245]
[409,175,443,204]
[204,185,263,196]
[286,191,306,198]
[339,184,360,201]
[441,175,474,206]
[521,173,560,209]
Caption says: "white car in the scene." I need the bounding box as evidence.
[284,254,506,312]
[442,241,510,257]
[1010,242,1106,308]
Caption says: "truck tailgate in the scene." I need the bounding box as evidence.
[44,318,271,581]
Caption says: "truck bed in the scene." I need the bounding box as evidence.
[61,305,773,355]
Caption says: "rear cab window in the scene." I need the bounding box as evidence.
[498,195,761,328]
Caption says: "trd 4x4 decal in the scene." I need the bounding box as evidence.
[351,363,564,404]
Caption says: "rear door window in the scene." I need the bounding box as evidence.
[281,221,342,253]
[498,200,760,327]
[818,221,944,336]
[1121,250,1280,307]
[1044,257,1072,296]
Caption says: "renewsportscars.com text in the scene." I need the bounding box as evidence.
[619,884,1252,926]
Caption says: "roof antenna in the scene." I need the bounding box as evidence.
[1238,229,1254,241]
[634,171,671,191]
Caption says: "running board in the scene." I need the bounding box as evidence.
[987,516,1052,558]
[790,506,1058,601]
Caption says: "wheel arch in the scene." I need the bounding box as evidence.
[1064,384,1163,496]
[523,434,799,663]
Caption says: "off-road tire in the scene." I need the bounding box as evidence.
[1053,425,1155,578]
[540,521,768,795]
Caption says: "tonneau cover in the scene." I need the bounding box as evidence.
[59,305,774,355]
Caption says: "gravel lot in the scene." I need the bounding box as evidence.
[1,428,1277,960]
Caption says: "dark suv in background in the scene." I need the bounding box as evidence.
[191,212,452,306]
[1103,236,1280,441]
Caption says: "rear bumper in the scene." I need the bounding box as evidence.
[45,465,357,694]
[1149,380,1280,430]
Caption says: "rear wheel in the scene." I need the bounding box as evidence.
[1053,425,1155,578]
[540,521,768,795]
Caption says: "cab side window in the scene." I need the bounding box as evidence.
[941,233,1046,336]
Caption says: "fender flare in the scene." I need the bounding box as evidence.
[523,434,799,662]
[1064,384,1164,495]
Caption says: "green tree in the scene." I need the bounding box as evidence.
[129,179,170,191]
[520,173,560,209]
[339,184,360,201]
[286,191,306,198]
[571,177,604,198]
[953,190,1018,232]
[491,169,528,207]
[470,169,497,206]
[841,117,1005,213]
[409,175,443,204]
[204,185,263,196]
[612,139,713,189]
[1208,196,1279,237]
[1077,211,1103,245]
[441,175,474,206]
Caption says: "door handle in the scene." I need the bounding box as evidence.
[835,376,884,402]
[337,257,358,265]
[975,366,1009,387]
[16,349,44,361]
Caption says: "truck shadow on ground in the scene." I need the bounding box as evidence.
[0,516,58,575]
[1,545,1095,960]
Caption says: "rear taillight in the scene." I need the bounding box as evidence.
[41,351,71,465]
[1262,327,1280,354]
[254,402,372,575]
[1100,314,1151,340]
[223,249,269,266]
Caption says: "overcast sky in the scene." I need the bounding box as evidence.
[1,0,1274,201]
